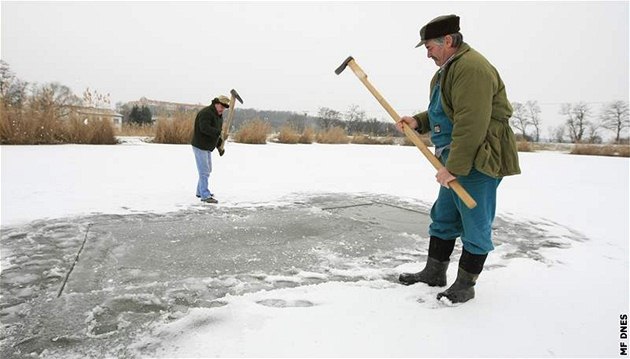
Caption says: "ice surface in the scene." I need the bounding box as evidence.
[0,193,594,357]
[1,141,628,357]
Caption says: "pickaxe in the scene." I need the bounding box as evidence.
[335,56,477,209]
[218,88,243,155]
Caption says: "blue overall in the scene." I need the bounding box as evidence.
[427,71,501,255]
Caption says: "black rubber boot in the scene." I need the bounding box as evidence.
[437,249,487,303]
[399,236,455,287]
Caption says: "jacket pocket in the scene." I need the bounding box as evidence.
[474,130,502,178]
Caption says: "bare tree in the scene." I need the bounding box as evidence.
[286,113,307,132]
[362,118,384,136]
[0,61,28,108]
[345,104,366,134]
[600,100,629,144]
[317,107,342,130]
[510,102,530,139]
[585,121,602,144]
[550,125,566,143]
[1,62,31,143]
[561,102,591,143]
[0,60,14,98]
[28,82,81,143]
[82,87,111,108]
[526,100,542,142]
[31,82,81,120]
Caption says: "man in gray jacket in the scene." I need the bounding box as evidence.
[191,95,229,204]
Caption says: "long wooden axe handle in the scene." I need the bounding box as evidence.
[335,56,477,209]
[219,89,243,151]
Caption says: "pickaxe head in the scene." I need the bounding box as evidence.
[230,89,243,104]
[335,56,355,75]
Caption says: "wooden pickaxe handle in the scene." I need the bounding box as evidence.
[219,89,243,151]
[337,56,477,209]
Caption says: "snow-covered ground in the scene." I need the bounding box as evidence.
[1,139,628,357]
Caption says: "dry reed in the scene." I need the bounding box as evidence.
[402,134,432,147]
[153,115,194,144]
[351,135,395,145]
[516,141,534,152]
[118,123,155,137]
[277,125,301,144]
[233,118,271,144]
[316,126,349,144]
[0,106,117,144]
[571,144,630,157]
[298,127,315,144]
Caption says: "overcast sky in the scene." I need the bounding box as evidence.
[1,1,628,135]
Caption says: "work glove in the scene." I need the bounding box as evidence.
[216,136,225,156]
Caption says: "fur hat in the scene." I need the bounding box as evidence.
[415,15,460,48]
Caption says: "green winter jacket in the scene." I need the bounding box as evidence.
[413,43,521,178]
[191,103,223,151]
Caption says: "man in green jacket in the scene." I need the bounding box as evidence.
[397,15,521,304]
[191,95,229,204]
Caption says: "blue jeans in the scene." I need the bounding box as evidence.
[428,151,501,255]
[192,145,213,199]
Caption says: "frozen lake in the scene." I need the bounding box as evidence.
[1,193,586,357]
[1,141,627,357]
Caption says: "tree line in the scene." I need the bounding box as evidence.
[115,100,402,137]
[0,61,117,144]
[510,100,629,144]
[315,100,629,144]
[314,105,399,137]
[2,60,627,145]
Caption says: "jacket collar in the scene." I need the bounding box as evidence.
[447,42,471,66]
[435,42,471,79]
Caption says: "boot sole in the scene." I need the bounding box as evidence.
[399,278,446,287]
[437,290,475,303]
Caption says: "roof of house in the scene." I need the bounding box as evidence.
[68,105,123,117]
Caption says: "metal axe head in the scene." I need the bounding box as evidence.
[230,89,243,104]
[334,56,355,75]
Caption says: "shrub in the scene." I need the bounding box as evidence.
[298,127,315,144]
[402,134,432,147]
[64,117,117,144]
[233,118,271,144]
[571,144,630,157]
[153,114,194,144]
[351,134,395,145]
[277,125,300,144]
[0,106,8,141]
[0,106,117,145]
[21,107,68,144]
[316,126,349,144]
[532,142,574,152]
[516,141,534,152]
[0,105,39,144]
[118,123,155,137]
[84,118,118,144]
